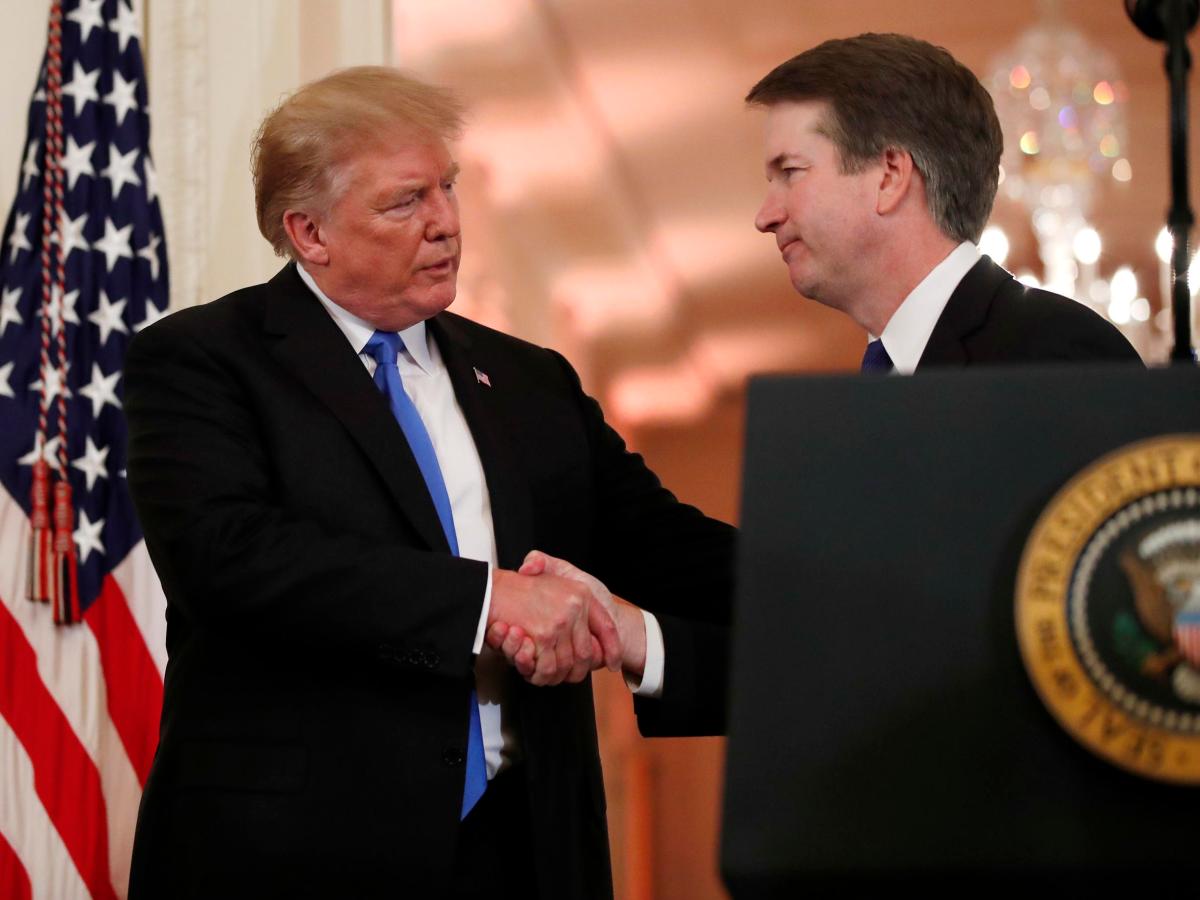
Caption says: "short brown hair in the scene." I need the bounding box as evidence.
[252,66,465,258]
[746,33,1002,243]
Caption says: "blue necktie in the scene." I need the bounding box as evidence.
[364,330,487,819]
[861,339,893,373]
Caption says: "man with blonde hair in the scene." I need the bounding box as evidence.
[124,67,734,898]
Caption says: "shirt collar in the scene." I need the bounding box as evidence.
[296,263,434,374]
[875,241,981,374]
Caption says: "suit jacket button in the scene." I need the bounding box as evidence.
[442,748,465,767]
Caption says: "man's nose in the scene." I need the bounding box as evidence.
[426,188,460,241]
[754,190,784,234]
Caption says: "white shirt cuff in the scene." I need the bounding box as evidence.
[471,565,493,656]
[626,609,664,698]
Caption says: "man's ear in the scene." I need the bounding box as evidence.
[876,146,915,217]
[282,209,329,266]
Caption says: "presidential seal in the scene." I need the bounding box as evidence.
[1015,435,1200,785]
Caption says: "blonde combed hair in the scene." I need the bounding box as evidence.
[252,66,465,258]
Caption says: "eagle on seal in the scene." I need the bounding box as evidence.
[1119,519,1200,703]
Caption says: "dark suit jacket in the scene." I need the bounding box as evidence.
[645,256,1143,742]
[917,256,1141,368]
[123,264,735,899]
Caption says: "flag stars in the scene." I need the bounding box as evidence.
[1,287,23,336]
[29,360,72,403]
[103,72,140,127]
[88,290,129,346]
[7,212,32,263]
[79,363,122,417]
[61,62,100,117]
[55,211,90,260]
[137,232,162,281]
[143,157,158,203]
[61,135,97,190]
[72,437,110,491]
[43,286,81,336]
[93,218,134,273]
[66,0,106,44]
[21,140,39,192]
[74,510,105,564]
[0,361,13,399]
[102,145,140,199]
[18,434,62,468]
[109,1,142,53]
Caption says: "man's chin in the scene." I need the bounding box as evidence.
[788,272,819,302]
[789,275,840,312]
[416,285,458,318]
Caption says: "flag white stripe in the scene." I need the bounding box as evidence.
[0,485,143,897]
[0,716,93,900]
[93,713,136,899]
[111,542,168,677]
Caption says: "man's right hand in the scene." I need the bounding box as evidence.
[488,569,622,686]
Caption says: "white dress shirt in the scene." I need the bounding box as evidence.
[873,241,981,373]
[297,265,664,778]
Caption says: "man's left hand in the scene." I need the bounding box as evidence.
[488,551,647,684]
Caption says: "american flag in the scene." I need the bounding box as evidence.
[0,1,167,897]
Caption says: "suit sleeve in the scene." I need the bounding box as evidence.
[546,350,737,736]
[123,318,487,679]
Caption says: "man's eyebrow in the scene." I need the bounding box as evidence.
[765,152,799,175]
[371,163,461,206]
[372,182,421,206]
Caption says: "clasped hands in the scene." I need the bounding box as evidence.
[487,551,647,687]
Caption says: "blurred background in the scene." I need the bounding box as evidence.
[2,1,1194,896]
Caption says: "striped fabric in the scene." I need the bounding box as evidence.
[0,1,167,897]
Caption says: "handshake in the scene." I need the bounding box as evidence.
[487,551,646,687]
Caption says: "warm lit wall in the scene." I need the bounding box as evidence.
[0,0,54,222]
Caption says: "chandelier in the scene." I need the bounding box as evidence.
[981,0,1177,359]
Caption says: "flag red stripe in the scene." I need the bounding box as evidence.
[0,829,32,900]
[0,598,118,900]
[85,575,163,785]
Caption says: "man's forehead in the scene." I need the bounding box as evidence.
[762,100,832,163]
[764,100,830,138]
[344,133,457,178]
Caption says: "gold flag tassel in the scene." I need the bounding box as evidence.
[27,458,53,603]
[52,478,80,624]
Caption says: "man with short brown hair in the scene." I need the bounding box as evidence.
[748,33,1139,370]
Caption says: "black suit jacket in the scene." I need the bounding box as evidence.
[917,256,1141,367]
[646,257,1144,742]
[123,264,735,899]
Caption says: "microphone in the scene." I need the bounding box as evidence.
[1125,0,1200,41]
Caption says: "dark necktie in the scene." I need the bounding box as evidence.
[364,330,487,819]
[860,339,894,373]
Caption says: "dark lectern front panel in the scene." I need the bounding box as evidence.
[722,366,1199,893]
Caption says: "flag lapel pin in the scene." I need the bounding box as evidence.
[473,367,491,388]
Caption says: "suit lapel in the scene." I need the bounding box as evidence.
[261,264,450,553]
[428,314,535,570]
[917,256,1010,369]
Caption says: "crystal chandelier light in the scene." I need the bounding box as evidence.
[983,0,1167,357]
